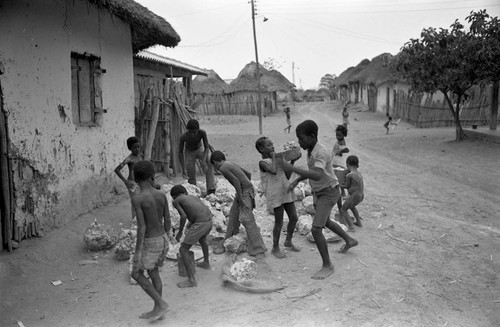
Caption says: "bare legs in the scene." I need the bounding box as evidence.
[271,202,300,259]
[132,268,168,320]
[177,243,197,288]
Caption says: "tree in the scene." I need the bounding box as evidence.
[319,74,337,100]
[262,57,283,71]
[392,10,500,141]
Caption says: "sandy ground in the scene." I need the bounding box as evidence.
[1,101,500,327]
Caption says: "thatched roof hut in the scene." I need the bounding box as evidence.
[334,54,400,87]
[88,0,180,52]
[230,62,294,92]
[192,70,230,94]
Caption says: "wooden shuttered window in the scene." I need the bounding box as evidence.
[71,53,105,125]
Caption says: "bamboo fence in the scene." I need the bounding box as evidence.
[393,84,499,128]
[136,77,194,176]
[193,93,277,116]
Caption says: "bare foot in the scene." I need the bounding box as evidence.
[348,226,356,233]
[353,220,363,227]
[311,266,334,280]
[148,304,169,321]
[284,241,301,252]
[339,239,359,253]
[271,248,286,259]
[196,262,211,270]
[139,310,154,319]
[177,279,197,288]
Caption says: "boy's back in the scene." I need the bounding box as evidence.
[173,194,211,224]
[220,161,253,189]
[133,188,168,239]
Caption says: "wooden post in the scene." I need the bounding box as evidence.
[144,85,160,160]
[490,80,499,130]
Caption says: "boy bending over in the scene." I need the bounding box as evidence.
[131,160,171,321]
[210,151,267,257]
[171,185,213,288]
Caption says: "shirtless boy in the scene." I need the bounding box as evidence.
[339,155,365,229]
[210,150,267,257]
[170,185,213,288]
[131,160,171,321]
[282,120,358,280]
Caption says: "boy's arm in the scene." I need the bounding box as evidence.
[173,200,187,242]
[260,152,278,175]
[201,130,210,161]
[178,135,187,177]
[284,154,300,179]
[339,173,352,189]
[163,197,171,237]
[132,198,145,270]
[282,161,322,181]
[114,158,132,188]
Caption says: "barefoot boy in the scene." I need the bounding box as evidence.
[170,184,213,288]
[339,155,365,229]
[115,136,142,219]
[210,150,267,257]
[282,120,358,280]
[131,160,171,321]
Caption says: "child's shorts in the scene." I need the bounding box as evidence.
[134,234,169,271]
[183,221,212,245]
[312,185,340,228]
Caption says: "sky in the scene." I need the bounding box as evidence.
[136,0,500,90]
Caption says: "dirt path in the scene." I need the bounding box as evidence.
[1,101,499,327]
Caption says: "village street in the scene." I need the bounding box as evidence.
[1,101,499,327]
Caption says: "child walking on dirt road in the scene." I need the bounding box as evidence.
[282,120,358,280]
[255,136,301,259]
[338,155,365,231]
[171,184,213,288]
[130,160,171,321]
[283,106,292,133]
[210,150,267,257]
[383,115,398,134]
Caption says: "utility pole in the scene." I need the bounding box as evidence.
[292,62,296,109]
[251,0,263,134]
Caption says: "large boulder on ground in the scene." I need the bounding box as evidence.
[170,208,181,231]
[297,215,313,235]
[230,258,258,281]
[302,196,315,215]
[224,234,248,254]
[211,208,227,233]
[83,220,118,251]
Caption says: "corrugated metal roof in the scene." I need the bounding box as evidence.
[135,50,208,76]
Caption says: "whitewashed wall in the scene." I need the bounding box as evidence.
[0,0,135,230]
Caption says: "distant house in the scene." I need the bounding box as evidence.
[230,62,295,115]
[192,70,230,95]
[0,0,180,250]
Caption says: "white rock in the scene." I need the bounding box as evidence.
[297,215,313,235]
[230,258,257,281]
[83,220,118,252]
[302,196,315,215]
[224,234,247,254]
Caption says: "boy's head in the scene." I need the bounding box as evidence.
[210,150,226,169]
[127,136,140,155]
[295,120,318,151]
[335,124,348,140]
[170,184,187,199]
[134,160,155,183]
[346,155,359,168]
[186,119,199,134]
[255,137,274,155]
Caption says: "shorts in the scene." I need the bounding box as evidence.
[134,234,169,271]
[183,221,212,245]
[312,185,340,228]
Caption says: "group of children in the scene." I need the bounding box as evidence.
[114,116,365,321]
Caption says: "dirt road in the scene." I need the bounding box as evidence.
[1,101,499,327]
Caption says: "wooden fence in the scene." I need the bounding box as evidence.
[135,77,194,176]
[193,93,277,116]
[393,84,499,128]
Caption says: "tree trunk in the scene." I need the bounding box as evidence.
[490,80,499,130]
[443,91,467,141]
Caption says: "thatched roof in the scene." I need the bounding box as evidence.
[230,62,295,92]
[88,0,180,53]
[333,54,401,87]
[192,70,230,94]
